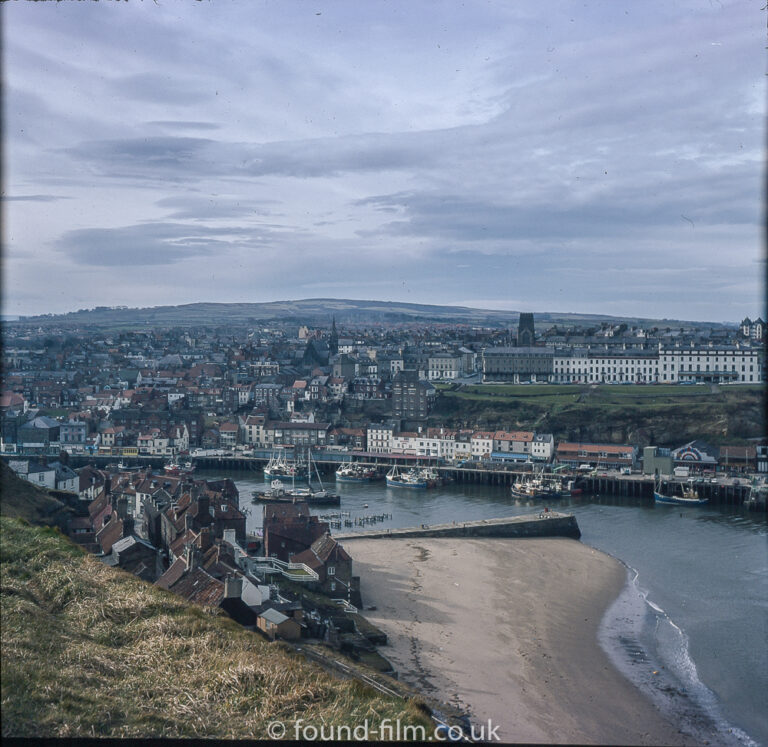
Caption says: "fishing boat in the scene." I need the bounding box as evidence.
[417,466,443,488]
[335,463,379,482]
[510,469,562,500]
[164,460,195,476]
[386,465,428,489]
[263,449,307,481]
[654,477,708,506]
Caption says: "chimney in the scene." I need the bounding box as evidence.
[197,494,210,518]
[104,476,112,496]
[224,575,242,600]
[184,543,201,570]
[222,528,238,549]
[184,512,194,532]
[198,526,212,552]
[116,495,129,521]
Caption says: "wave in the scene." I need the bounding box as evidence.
[598,564,758,747]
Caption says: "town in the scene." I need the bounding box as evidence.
[1,308,765,656]
[2,311,765,472]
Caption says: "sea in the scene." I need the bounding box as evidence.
[201,467,767,745]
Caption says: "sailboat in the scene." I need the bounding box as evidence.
[254,449,340,505]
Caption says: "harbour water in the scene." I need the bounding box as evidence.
[204,468,768,745]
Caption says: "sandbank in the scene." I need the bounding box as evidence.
[347,537,693,745]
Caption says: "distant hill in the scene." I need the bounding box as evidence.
[8,299,732,329]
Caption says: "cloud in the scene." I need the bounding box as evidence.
[63,129,446,183]
[1,195,70,202]
[114,73,214,106]
[154,195,278,222]
[3,0,763,320]
[54,222,272,267]
[146,121,222,131]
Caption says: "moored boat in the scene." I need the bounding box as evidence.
[335,464,379,482]
[654,477,708,506]
[417,466,443,488]
[510,471,563,500]
[263,450,307,481]
[252,479,341,506]
[386,465,428,489]
[164,460,195,476]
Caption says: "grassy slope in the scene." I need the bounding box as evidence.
[0,470,430,738]
[0,461,76,529]
[431,384,764,445]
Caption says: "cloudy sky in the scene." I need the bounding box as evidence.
[2,1,764,322]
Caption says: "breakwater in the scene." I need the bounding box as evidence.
[336,511,581,540]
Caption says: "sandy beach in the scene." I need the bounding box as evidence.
[347,537,692,745]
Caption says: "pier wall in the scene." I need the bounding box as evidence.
[337,512,581,541]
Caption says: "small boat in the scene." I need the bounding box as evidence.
[386,466,428,489]
[335,464,379,482]
[164,460,195,476]
[654,477,708,506]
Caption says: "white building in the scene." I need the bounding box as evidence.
[8,459,57,489]
[366,423,397,453]
[552,348,660,384]
[550,343,762,385]
[531,433,555,460]
[658,344,762,384]
[390,431,441,457]
[427,353,462,381]
[470,431,494,460]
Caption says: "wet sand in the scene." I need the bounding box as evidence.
[347,537,692,745]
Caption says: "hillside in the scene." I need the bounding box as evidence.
[0,471,430,738]
[0,460,77,528]
[9,298,731,329]
[431,384,764,446]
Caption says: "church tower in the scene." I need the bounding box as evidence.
[329,316,339,356]
[517,313,535,346]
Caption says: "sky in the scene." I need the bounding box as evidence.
[2,1,765,323]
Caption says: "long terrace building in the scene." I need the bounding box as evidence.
[484,343,763,384]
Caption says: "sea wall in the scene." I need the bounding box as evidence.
[337,512,581,541]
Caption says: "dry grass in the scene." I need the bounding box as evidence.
[0,517,431,738]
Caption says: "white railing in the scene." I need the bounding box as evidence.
[251,556,319,581]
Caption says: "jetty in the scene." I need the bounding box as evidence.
[336,511,581,541]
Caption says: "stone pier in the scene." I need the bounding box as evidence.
[336,511,581,541]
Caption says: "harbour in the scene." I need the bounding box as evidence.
[61,451,764,509]
[199,466,768,746]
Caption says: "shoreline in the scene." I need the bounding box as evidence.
[348,536,696,745]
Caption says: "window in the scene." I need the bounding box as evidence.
[330,582,336,592]
[327,566,335,575]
